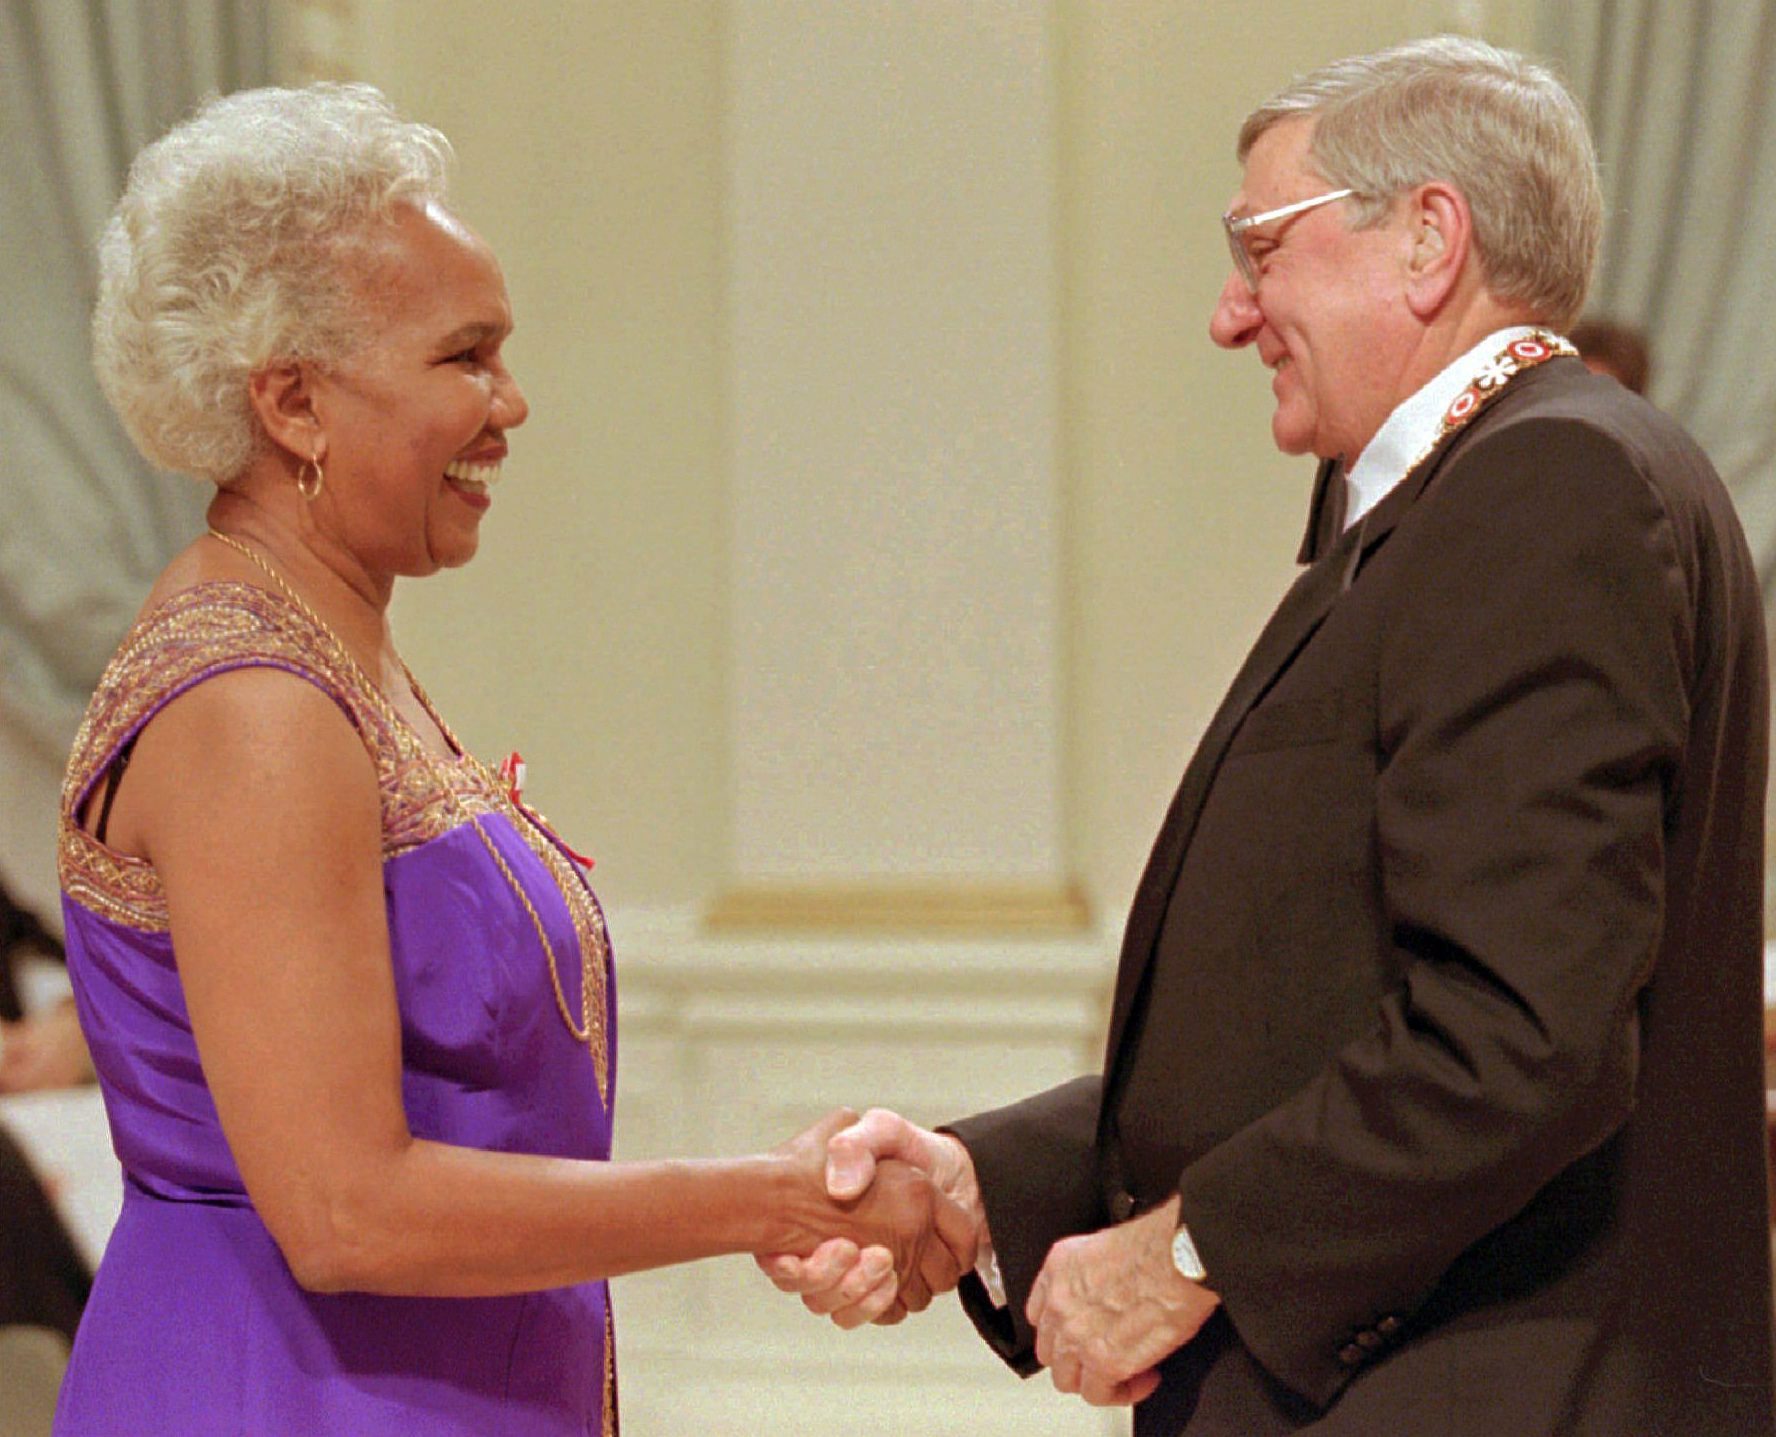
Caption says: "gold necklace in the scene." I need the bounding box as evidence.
[205,528,605,1080]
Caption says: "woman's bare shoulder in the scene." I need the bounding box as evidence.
[120,657,380,860]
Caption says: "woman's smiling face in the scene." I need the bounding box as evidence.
[309,200,529,579]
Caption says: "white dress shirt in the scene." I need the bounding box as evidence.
[1342,325,1548,529]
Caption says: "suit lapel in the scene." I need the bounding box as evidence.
[1099,391,1531,1092]
[1099,428,1470,1084]
[1297,457,1347,564]
[1101,515,1366,1069]
[1097,362,1581,1137]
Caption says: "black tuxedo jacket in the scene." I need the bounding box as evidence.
[950,359,1775,1435]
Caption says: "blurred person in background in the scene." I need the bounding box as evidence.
[0,884,92,1350]
[1,887,92,1096]
[1571,316,1653,396]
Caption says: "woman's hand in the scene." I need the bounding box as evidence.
[761,1108,988,1326]
[769,1109,979,1322]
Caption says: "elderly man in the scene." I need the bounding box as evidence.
[767,35,1774,1435]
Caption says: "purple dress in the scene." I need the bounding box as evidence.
[54,582,618,1435]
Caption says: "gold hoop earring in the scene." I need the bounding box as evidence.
[296,456,325,501]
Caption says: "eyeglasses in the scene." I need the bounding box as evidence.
[1222,188,1356,292]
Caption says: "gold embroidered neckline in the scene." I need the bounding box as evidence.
[203,530,607,1090]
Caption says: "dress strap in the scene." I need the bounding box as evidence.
[60,580,383,824]
[90,739,135,847]
[58,581,401,933]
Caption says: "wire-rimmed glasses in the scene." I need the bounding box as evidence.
[1222,188,1355,292]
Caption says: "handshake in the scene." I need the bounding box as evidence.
[759,1106,1221,1409]
[762,1107,984,1326]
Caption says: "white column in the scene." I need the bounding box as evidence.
[716,0,1080,931]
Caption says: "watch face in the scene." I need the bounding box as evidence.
[1172,1225,1207,1282]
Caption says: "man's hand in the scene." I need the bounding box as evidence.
[759,1108,988,1326]
[1025,1195,1220,1407]
[767,1109,978,1321]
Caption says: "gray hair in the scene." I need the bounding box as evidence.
[92,83,453,483]
[1238,35,1601,332]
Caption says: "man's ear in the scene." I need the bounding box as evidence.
[1403,182,1470,319]
[247,360,326,465]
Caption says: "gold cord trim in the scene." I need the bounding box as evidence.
[59,551,610,1098]
[203,530,608,1097]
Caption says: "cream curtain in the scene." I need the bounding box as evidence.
[1539,2,1776,917]
[0,2,269,926]
[1539,2,1776,582]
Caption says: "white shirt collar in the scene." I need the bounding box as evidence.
[1343,325,1545,529]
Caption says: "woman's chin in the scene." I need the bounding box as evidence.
[423,526,482,573]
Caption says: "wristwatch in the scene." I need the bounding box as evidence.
[1171,1221,1209,1283]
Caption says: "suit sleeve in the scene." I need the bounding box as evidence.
[943,1073,1105,1372]
[1175,418,1693,1406]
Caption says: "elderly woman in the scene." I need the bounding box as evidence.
[55,84,969,1435]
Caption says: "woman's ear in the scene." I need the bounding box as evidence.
[247,360,326,465]
[1403,182,1470,319]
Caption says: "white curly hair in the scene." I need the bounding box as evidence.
[92,83,454,483]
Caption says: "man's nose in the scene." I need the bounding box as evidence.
[1209,272,1261,350]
